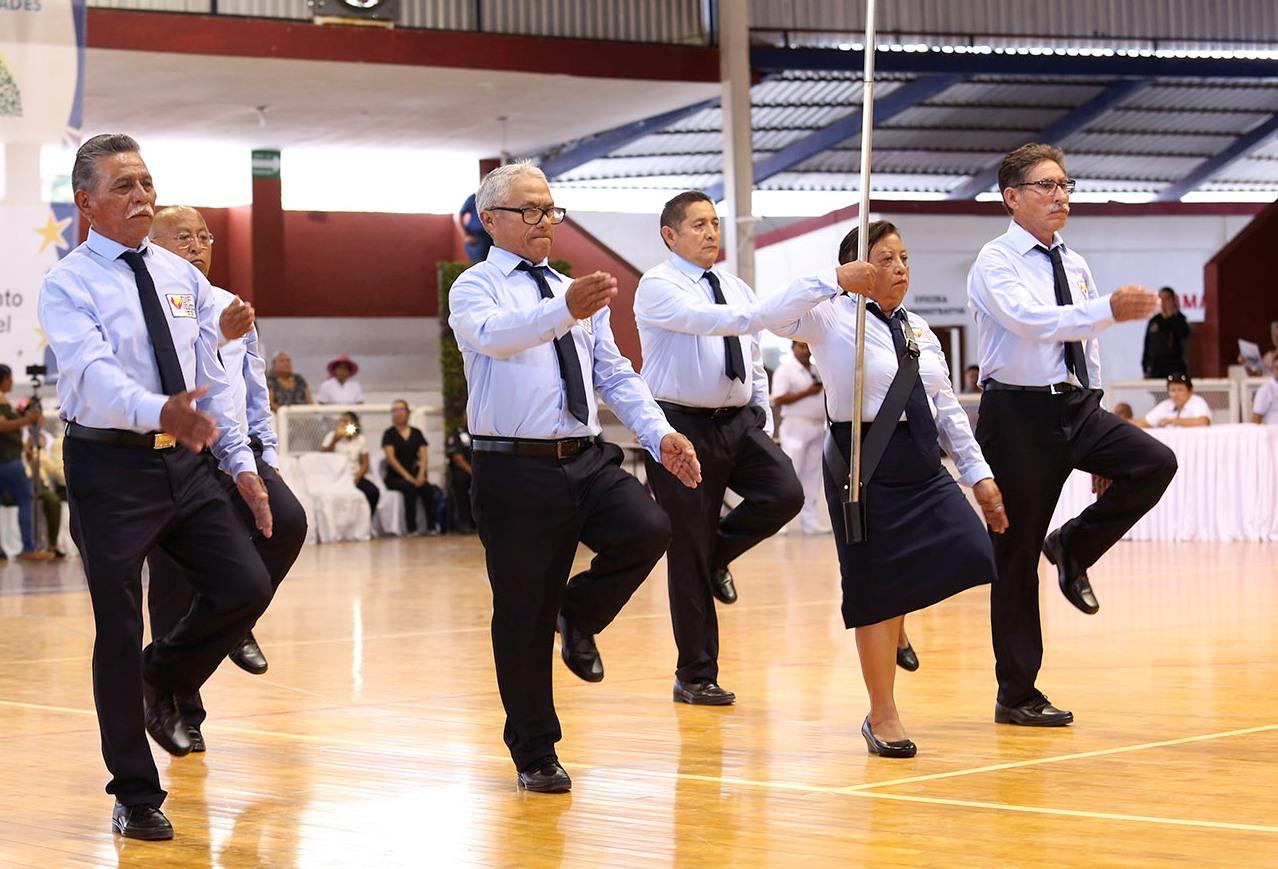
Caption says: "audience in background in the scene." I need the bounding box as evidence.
[444,416,475,533]
[1252,355,1278,425]
[380,400,443,535]
[268,351,313,411]
[321,412,380,515]
[961,365,981,393]
[1142,287,1190,378]
[0,365,54,562]
[770,340,827,534]
[1242,320,1278,375]
[23,424,66,558]
[1137,374,1211,428]
[317,355,365,405]
[1113,402,1135,422]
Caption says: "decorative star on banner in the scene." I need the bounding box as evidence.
[35,212,73,254]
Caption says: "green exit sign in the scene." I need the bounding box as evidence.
[252,149,281,179]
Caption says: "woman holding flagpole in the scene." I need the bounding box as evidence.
[772,221,1006,757]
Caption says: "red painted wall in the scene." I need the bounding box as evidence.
[553,219,644,367]
[1202,199,1278,375]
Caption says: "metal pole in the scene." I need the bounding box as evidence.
[849,0,877,506]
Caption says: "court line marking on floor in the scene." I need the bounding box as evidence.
[834,721,1278,793]
[6,697,1278,836]
[853,790,1278,835]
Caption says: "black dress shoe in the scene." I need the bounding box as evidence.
[896,643,919,672]
[187,724,206,753]
[861,716,917,758]
[673,678,735,706]
[112,801,173,840]
[517,757,572,793]
[556,614,604,682]
[229,631,269,675]
[143,687,192,757]
[1042,529,1099,614]
[708,567,738,605]
[995,697,1074,727]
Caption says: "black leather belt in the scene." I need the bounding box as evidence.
[471,435,598,459]
[657,401,744,420]
[982,379,1081,395]
[66,422,178,450]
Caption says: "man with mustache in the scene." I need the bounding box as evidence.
[449,162,702,793]
[967,143,1177,728]
[145,205,309,750]
[38,134,275,840]
[635,191,875,706]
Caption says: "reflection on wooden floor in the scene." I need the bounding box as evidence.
[0,535,1275,866]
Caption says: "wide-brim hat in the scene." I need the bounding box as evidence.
[327,354,359,377]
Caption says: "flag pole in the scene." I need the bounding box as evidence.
[849,0,878,517]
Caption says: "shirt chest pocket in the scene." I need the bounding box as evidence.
[162,294,202,345]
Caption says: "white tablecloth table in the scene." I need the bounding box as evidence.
[1048,424,1278,542]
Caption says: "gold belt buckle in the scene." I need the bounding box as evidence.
[153,433,177,450]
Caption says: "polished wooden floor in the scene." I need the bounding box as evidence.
[0,533,1275,867]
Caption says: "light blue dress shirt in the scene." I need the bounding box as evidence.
[448,245,675,461]
[773,272,993,487]
[212,286,278,470]
[38,228,255,478]
[635,254,835,434]
[967,220,1113,388]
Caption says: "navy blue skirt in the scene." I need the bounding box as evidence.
[823,423,996,628]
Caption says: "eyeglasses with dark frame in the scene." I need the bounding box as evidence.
[488,206,568,225]
[1015,178,1077,195]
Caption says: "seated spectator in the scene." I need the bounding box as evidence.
[1252,355,1278,425]
[267,351,313,411]
[962,365,981,394]
[1136,374,1211,428]
[321,412,379,515]
[317,355,365,405]
[1141,287,1189,378]
[380,400,443,534]
[444,414,474,533]
[1242,320,1278,376]
[1113,402,1135,422]
[0,365,53,562]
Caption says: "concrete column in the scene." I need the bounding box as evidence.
[718,0,755,285]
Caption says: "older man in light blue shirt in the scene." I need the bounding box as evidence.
[37,134,275,841]
[449,161,699,795]
[966,142,1175,730]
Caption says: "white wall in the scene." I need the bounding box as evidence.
[753,211,1253,381]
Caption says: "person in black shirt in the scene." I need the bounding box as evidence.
[381,399,442,534]
[444,416,474,533]
[1141,287,1190,378]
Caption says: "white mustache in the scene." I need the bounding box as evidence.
[128,205,154,219]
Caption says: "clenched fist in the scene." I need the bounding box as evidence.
[1109,285,1158,322]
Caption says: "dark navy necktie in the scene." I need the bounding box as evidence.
[515,261,590,425]
[119,250,187,396]
[1036,244,1090,388]
[867,302,939,462]
[702,270,747,382]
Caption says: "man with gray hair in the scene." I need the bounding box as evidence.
[39,134,275,840]
[449,161,702,793]
[968,142,1176,728]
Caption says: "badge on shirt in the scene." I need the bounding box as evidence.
[576,317,594,336]
[165,294,197,319]
[1078,279,1092,299]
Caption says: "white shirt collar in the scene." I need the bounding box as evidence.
[1006,219,1066,257]
[486,245,562,282]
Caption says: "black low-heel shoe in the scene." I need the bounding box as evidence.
[896,643,919,672]
[861,716,917,758]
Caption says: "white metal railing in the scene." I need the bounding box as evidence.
[275,403,444,456]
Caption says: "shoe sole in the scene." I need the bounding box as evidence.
[994,710,1074,727]
[113,820,174,840]
[673,690,735,706]
[1042,536,1100,615]
[516,779,572,794]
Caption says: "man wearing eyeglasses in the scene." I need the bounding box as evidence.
[449,161,702,794]
[967,143,1177,728]
[145,205,308,752]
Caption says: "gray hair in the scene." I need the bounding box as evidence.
[72,133,141,194]
[475,161,548,214]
